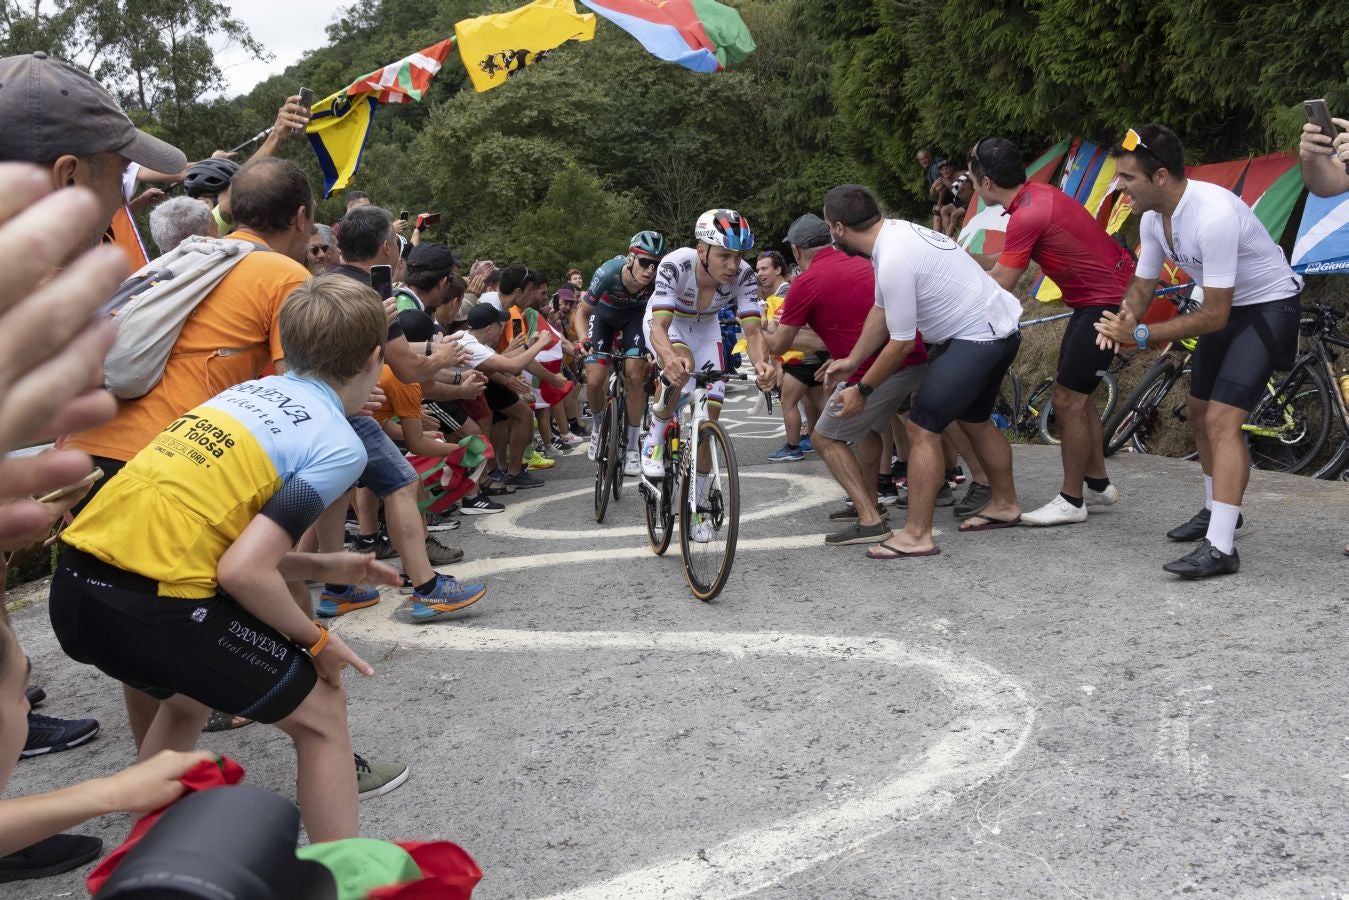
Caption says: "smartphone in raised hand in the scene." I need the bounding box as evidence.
[37,467,104,504]
[370,265,394,300]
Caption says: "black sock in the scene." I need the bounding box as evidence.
[1060,492,1084,508]
[892,460,908,477]
[416,575,439,595]
[325,583,349,594]
[1085,476,1110,493]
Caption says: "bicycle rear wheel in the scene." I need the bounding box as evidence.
[1129,366,1196,460]
[1244,361,1332,474]
[1104,359,1180,456]
[1022,379,1054,443]
[679,420,739,601]
[992,371,1021,434]
[606,393,625,500]
[1039,373,1117,446]
[593,407,614,523]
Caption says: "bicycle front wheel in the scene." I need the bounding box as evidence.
[1039,374,1117,446]
[593,407,614,523]
[1245,361,1332,474]
[606,393,625,500]
[679,420,740,601]
[1104,360,1181,457]
[1129,366,1196,460]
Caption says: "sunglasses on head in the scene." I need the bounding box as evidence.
[1120,128,1166,168]
[632,256,659,270]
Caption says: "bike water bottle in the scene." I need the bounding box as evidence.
[1339,374,1349,407]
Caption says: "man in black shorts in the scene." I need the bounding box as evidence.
[1097,125,1303,578]
[574,231,666,476]
[968,138,1135,527]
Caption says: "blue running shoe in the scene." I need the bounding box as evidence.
[799,436,814,454]
[768,443,804,462]
[317,585,381,618]
[410,574,487,621]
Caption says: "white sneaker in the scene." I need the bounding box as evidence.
[1020,494,1088,526]
[691,514,712,543]
[1085,483,1120,507]
[587,430,600,462]
[641,440,666,478]
[623,449,642,477]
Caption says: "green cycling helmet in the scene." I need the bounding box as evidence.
[629,230,667,259]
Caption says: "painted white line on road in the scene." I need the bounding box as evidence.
[477,473,842,541]
[440,533,829,580]
[335,623,1035,899]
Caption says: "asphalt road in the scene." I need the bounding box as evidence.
[7,387,1348,898]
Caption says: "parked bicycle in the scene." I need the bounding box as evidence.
[640,369,744,601]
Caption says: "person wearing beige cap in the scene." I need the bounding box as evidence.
[0,52,187,248]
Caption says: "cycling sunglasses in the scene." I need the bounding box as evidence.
[632,256,660,270]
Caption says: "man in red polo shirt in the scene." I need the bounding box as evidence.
[968,138,1135,526]
[766,214,929,546]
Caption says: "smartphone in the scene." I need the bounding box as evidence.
[399,209,410,222]
[297,86,314,109]
[370,264,394,300]
[1304,99,1337,138]
[511,318,524,339]
[37,467,103,504]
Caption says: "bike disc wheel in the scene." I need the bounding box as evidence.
[679,420,739,601]
[1245,362,1332,474]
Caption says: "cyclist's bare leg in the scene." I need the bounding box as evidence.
[623,356,649,429]
[957,419,1021,528]
[1202,400,1252,505]
[583,359,608,426]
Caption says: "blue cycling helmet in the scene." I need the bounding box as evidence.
[629,230,667,258]
[694,209,754,252]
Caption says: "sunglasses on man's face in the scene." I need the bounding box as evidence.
[310,244,330,254]
[633,256,659,270]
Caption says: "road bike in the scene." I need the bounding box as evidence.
[592,350,630,523]
[639,369,743,601]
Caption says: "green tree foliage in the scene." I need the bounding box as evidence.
[5,0,1345,278]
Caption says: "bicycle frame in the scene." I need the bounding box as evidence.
[667,372,735,527]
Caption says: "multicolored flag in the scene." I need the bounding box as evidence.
[958,139,1068,257]
[579,0,755,72]
[305,38,458,196]
[455,0,596,93]
[1292,191,1349,275]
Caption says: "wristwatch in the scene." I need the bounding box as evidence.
[855,382,875,397]
[1132,323,1150,350]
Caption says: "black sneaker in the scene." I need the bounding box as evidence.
[1166,508,1247,542]
[0,833,102,882]
[353,535,397,559]
[829,506,889,522]
[1162,540,1240,578]
[876,482,900,506]
[25,686,44,708]
[460,494,505,515]
[22,712,99,758]
[424,511,461,532]
[896,483,955,508]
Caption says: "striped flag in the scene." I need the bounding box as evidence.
[305,38,458,196]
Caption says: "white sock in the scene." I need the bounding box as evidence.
[1205,501,1239,554]
[627,424,640,446]
[1203,475,1214,511]
[647,416,670,448]
[593,408,605,432]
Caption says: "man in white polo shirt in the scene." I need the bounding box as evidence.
[820,184,1024,560]
[1096,124,1303,579]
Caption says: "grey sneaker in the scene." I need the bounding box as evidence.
[825,521,893,545]
[954,482,993,519]
[355,753,409,800]
[829,506,889,522]
[424,535,464,566]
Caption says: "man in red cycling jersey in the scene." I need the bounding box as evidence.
[968,138,1134,527]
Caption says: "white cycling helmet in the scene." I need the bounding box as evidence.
[694,209,754,252]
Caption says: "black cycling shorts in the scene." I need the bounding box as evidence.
[49,548,318,724]
[1190,294,1301,411]
[1056,306,1117,395]
[909,331,1022,434]
[585,306,647,361]
[783,357,827,388]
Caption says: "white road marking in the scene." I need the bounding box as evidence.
[477,473,842,541]
[332,623,1035,899]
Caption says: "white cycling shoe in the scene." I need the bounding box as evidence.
[623,449,642,477]
[587,430,600,462]
[640,441,667,479]
[691,514,713,543]
[1020,494,1088,526]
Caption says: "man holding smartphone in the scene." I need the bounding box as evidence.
[1299,102,1349,199]
[1095,124,1304,579]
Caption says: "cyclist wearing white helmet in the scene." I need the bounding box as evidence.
[575,229,667,475]
[640,209,774,482]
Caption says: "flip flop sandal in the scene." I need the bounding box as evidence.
[959,514,1022,532]
[204,711,254,732]
[866,541,942,560]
